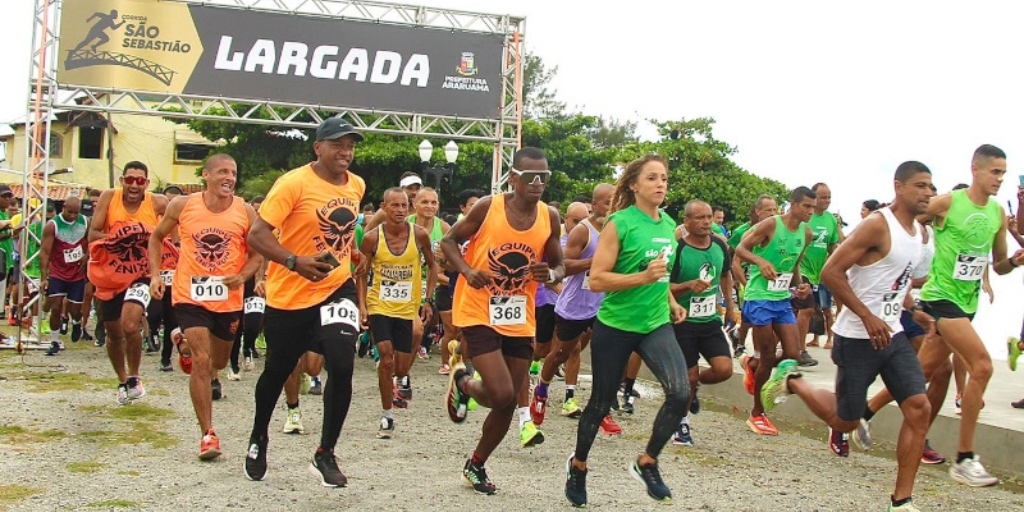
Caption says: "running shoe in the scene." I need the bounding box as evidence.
[672,418,694,446]
[145,334,160,353]
[377,416,395,439]
[828,427,850,457]
[81,329,94,342]
[564,455,587,508]
[761,359,801,413]
[244,436,268,481]
[417,346,429,360]
[171,328,191,375]
[60,316,68,336]
[689,387,700,415]
[950,455,999,487]
[888,498,922,511]
[159,361,173,372]
[392,389,409,409]
[742,355,756,395]
[357,331,371,358]
[211,379,223,401]
[520,420,545,448]
[798,349,818,367]
[852,418,873,450]
[955,394,962,415]
[1008,336,1022,371]
[300,373,311,395]
[599,415,622,436]
[396,376,412,400]
[530,384,548,426]
[621,393,636,414]
[529,359,540,376]
[251,347,261,359]
[45,341,60,356]
[243,356,254,372]
[445,363,471,423]
[1012,397,1024,409]
[921,440,946,465]
[283,408,306,435]
[125,376,145,401]
[115,383,130,405]
[629,458,672,503]
[554,363,565,381]
[438,363,450,375]
[746,413,778,436]
[447,339,462,367]
[227,368,241,381]
[561,397,582,418]
[199,430,222,460]
[309,376,323,396]
[462,458,497,495]
[71,322,82,342]
[310,449,347,487]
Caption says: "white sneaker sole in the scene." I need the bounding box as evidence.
[308,462,341,488]
[950,469,999,487]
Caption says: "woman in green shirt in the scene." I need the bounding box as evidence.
[565,155,688,508]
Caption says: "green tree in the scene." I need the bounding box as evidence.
[620,117,789,227]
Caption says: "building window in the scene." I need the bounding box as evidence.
[49,133,63,158]
[78,126,103,159]
[175,143,213,163]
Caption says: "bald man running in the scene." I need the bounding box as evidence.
[40,196,89,354]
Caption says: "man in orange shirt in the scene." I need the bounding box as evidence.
[88,161,168,404]
[148,154,262,460]
[244,119,365,488]
[440,147,565,495]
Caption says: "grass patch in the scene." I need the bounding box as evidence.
[0,425,67,444]
[67,461,106,474]
[88,499,140,508]
[670,447,730,467]
[76,425,176,450]
[16,371,119,393]
[0,484,43,508]
[83,403,173,422]
[145,387,170,397]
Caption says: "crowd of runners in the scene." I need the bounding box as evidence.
[8,117,1024,511]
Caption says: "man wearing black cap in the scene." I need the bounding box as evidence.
[244,118,366,487]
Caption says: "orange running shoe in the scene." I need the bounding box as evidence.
[172,328,192,375]
[746,413,778,436]
[742,355,756,395]
[199,430,222,460]
[600,415,622,436]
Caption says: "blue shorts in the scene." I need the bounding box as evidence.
[813,284,833,309]
[899,310,926,340]
[47,277,86,303]
[742,299,796,327]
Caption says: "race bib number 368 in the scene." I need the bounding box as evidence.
[489,295,527,326]
[320,298,360,330]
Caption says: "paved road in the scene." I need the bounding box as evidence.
[1,340,1023,511]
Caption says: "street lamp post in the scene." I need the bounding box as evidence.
[418,139,458,194]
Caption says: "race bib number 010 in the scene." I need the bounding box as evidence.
[489,295,527,326]
[320,298,360,329]
[380,280,412,302]
[953,254,986,282]
[160,270,174,286]
[63,245,84,263]
[244,296,266,314]
[689,295,717,318]
[125,283,151,309]
[190,277,228,302]
[767,273,793,292]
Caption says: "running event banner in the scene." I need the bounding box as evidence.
[57,0,505,119]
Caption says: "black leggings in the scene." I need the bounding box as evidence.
[149,288,177,365]
[574,320,689,462]
[230,311,264,370]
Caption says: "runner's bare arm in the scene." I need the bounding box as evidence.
[228,204,264,288]
[821,214,886,321]
[415,225,438,304]
[148,196,186,299]
[992,211,1024,275]
[918,192,952,226]
[530,205,566,284]
[355,228,378,321]
[152,193,169,217]
[440,196,492,289]
[791,226,814,292]
[362,208,387,232]
[720,259,738,323]
[39,220,55,284]
[736,217,777,279]
[562,222,592,276]
[88,189,114,242]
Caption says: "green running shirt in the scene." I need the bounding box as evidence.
[671,237,731,324]
[744,216,809,302]
[801,211,840,285]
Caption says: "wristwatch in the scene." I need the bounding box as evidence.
[284,255,297,271]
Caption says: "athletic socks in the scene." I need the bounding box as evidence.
[383,409,394,420]
[957,451,975,464]
[287,401,300,410]
[566,385,575,401]
[517,407,531,429]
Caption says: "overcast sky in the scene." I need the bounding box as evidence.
[1,0,1022,356]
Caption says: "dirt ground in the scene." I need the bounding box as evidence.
[2,335,1023,512]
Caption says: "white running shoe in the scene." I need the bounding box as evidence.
[950,455,999,487]
[283,408,306,435]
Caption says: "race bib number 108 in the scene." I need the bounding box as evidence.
[320,298,360,330]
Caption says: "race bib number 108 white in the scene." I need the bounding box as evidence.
[489,295,527,326]
[320,298,360,329]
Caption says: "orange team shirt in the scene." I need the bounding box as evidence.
[453,194,552,337]
[172,194,250,312]
[259,164,365,310]
[88,189,159,300]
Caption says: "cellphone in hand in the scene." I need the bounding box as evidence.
[315,252,341,269]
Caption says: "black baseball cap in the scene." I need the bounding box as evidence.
[0,185,12,197]
[316,118,364,142]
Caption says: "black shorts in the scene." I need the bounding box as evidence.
[462,325,533,361]
[832,332,926,422]
[673,321,731,369]
[98,279,151,322]
[790,276,816,311]
[899,310,926,340]
[47,278,87,303]
[435,283,453,312]
[263,280,359,373]
[922,299,975,326]
[555,314,595,342]
[535,304,556,344]
[369,314,414,354]
[174,303,242,341]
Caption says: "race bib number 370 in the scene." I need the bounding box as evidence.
[489,295,527,326]
[953,254,986,282]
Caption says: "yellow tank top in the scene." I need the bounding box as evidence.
[366,224,422,320]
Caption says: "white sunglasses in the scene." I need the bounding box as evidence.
[510,167,552,185]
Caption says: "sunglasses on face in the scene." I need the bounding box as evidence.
[510,167,552,185]
[122,176,148,186]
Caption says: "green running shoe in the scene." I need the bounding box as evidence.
[561,397,582,418]
[761,359,801,413]
[520,420,545,448]
[1009,337,1022,371]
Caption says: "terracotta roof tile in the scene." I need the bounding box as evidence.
[6,184,88,201]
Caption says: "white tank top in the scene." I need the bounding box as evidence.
[833,208,922,339]
[911,223,935,279]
